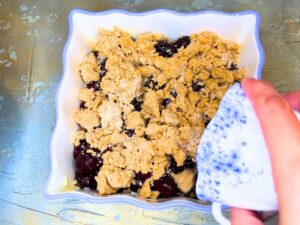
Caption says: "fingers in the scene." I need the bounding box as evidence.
[283,91,300,112]
[242,78,300,173]
[231,208,264,225]
[242,78,300,225]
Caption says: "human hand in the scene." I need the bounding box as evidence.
[231,78,300,225]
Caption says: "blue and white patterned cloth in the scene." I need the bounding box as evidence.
[196,83,278,210]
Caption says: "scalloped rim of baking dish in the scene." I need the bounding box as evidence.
[44,9,264,212]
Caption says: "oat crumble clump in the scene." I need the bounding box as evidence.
[72,27,245,199]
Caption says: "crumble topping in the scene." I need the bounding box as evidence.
[72,27,245,199]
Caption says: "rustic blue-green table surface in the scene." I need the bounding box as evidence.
[1,0,299,224]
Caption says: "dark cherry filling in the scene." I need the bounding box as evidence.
[130,172,152,192]
[144,76,159,90]
[203,114,211,127]
[161,98,172,108]
[192,79,205,92]
[87,80,101,92]
[121,112,126,130]
[92,50,107,77]
[155,36,191,58]
[91,50,99,58]
[75,151,102,174]
[79,102,87,110]
[153,175,178,198]
[144,118,151,127]
[170,89,177,98]
[75,171,97,190]
[73,139,90,159]
[229,63,238,71]
[131,96,144,112]
[99,58,107,77]
[169,156,195,174]
[120,112,136,137]
[85,51,107,92]
[144,76,166,91]
[154,40,178,58]
[174,36,191,49]
[73,139,104,190]
[159,83,166,90]
[124,129,135,137]
[143,133,150,140]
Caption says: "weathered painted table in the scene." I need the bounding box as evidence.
[0,0,299,224]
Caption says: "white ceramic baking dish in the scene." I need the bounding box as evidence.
[44,9,264,212]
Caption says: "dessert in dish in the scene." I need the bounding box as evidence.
[72,27,245,199]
